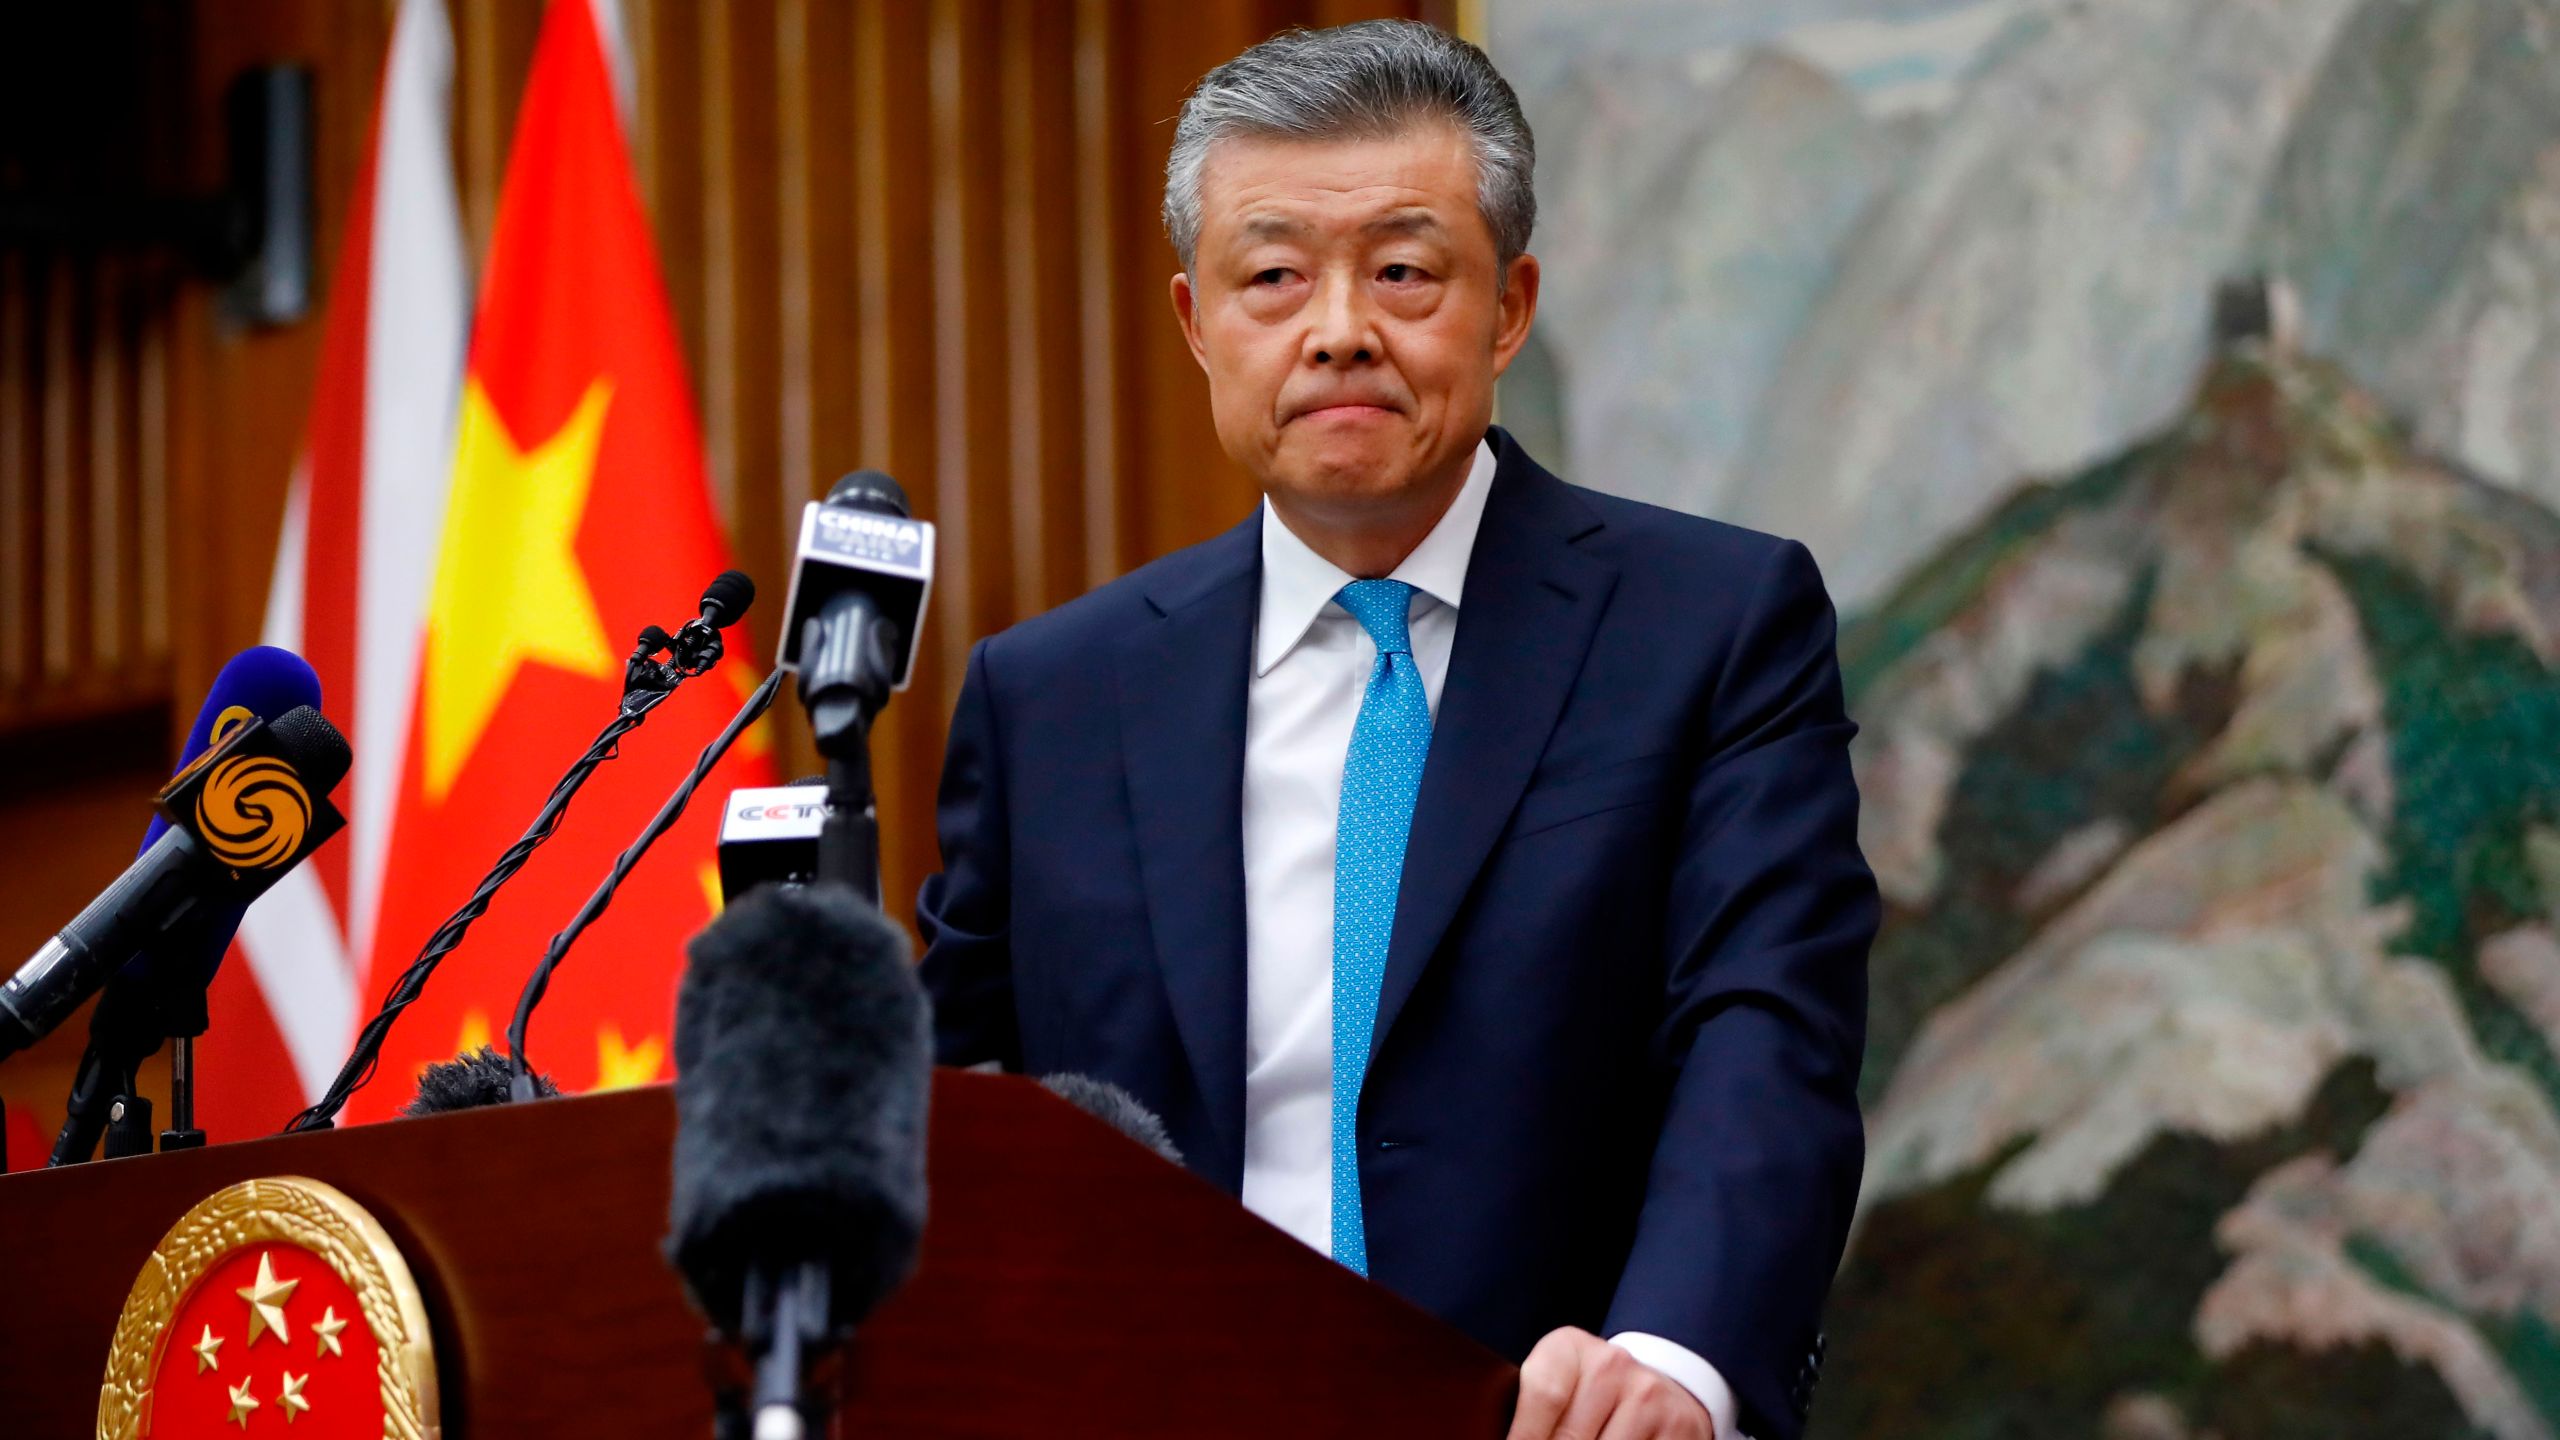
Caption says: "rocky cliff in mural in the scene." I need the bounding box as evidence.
[1515,0,2560,610]
[1827,326,2560,1438]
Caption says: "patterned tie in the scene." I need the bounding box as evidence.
[1329,578,1432,1276]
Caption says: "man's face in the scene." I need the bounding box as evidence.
[1173,123,1538,528]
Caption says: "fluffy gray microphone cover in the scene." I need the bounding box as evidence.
[1040,1073,1183,1165]
[667,882,932,1339]
[404,1046,559,1116]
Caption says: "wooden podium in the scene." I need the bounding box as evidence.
[0,1071,1517,1437]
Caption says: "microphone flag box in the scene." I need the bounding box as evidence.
[717,785,832,902]
[776,502,934,688]
[156,712,348,897]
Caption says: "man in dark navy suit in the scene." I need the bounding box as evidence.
[917,21,1874,1440]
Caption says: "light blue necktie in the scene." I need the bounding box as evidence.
[1329,578,1432,1276]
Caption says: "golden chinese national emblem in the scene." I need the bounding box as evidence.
[96,1177,438,1439]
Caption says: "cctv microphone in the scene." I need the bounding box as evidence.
[53,646,325,1164]
[716,778,829,903]
[668,881,931,1440]
[0,706,350,1063]
[779,470,934,901]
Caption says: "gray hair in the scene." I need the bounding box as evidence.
[1163,20,1536,276]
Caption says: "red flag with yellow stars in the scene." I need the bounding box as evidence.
[348,0,774,1119]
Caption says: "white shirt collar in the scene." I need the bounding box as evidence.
[1255,437,1497,678]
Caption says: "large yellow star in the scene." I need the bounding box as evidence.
[596,1024,665,1090]
[235,1250,298,1347]
[421,377,620,802]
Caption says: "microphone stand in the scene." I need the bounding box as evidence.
[504,666,784,1101]
[51,941,215,1164]
[799,598,897,906]
[816,746,878,908]
[281,622,705,1133]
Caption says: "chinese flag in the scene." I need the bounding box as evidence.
[349,0,776,1119]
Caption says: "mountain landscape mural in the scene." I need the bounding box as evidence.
[1489,0,2560,1432]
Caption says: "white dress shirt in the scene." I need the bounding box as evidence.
[1236,439,1747,1440]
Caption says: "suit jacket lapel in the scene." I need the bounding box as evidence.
[1116,513,1260,1192]
[1373,433,1616,1059]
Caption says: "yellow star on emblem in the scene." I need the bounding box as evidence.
[235,1250,299,1346]
[276,1369,311,1423]
[226,1377,259,1428]
[421,377,620,802]
[192,1323,223,1373]
[596,1024,665,1090]
[312,1304,348,1358]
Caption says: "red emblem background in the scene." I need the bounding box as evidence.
[147,1243,384,1438]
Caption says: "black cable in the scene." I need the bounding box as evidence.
[281,684,676,1132]
[506,665,786,1100]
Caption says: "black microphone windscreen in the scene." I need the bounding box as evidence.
[668,882,930,1339]
[405,1046,560,1116]
[823,468,909,518]
[1040,1073,1183,1165]
[268,705,353,795]
[699,569,756,629]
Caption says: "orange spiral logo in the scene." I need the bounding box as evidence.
[195,755,311,870]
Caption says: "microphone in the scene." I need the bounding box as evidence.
[1039,1074,1183,1165]
[54,647,324,1163]
[699,568,757,629]
[293,571,759,1132]
[715,777,829,904]
[132,647,325,863]
[668,882,930,1440]
[501,585,784,1100]
[779,470,935,901]
[405,1046,561,1116]
[778,471,933,752]
[648,569,758,683]
[0,706,350,1063]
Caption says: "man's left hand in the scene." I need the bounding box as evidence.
[1505,1326,1714,1440]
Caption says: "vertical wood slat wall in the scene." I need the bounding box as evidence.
[7,0,1444,931]
[0,254,175,735]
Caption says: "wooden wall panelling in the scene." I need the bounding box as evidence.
[2,0,1455,1096]
[2,252,35,710]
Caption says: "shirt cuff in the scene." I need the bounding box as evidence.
[1607,1332,1749,1440]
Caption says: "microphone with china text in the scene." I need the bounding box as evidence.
[667,882,930,1440]
[778,470,933,901]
